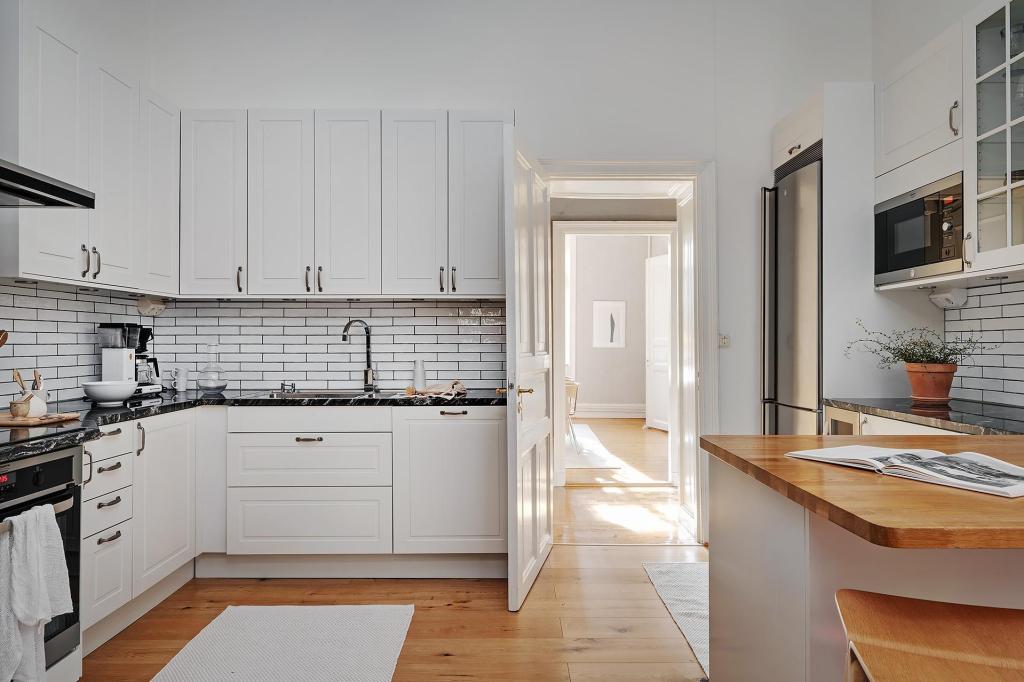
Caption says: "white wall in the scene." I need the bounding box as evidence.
[872,0,977,80]
[572,235,649,412]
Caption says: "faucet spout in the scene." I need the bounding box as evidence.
[341,320,376,393]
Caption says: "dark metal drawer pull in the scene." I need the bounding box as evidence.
[97,462,123,474]
[440,410,468,416]
[96,495,121,509]
[295,436,324,443]
[97,530,122,545]
[100,427,123,437]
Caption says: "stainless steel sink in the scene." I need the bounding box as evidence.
[263,389,394,399]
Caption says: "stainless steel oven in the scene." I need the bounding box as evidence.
[874,172,964,285]
[0,447,82,669]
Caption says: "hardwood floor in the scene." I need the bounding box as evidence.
[566,418,670,485]
[553,485,695,545]
[82,545,708,682]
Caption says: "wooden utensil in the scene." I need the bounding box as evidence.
[0,330,8,349]
[12,368,25,392]
[33,369,42,391]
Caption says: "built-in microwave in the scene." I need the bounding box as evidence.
[874,173,963,286]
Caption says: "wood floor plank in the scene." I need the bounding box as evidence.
[568,661,707,681]
[559,616,686,638]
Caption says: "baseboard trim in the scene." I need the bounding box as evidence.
[195,553,508,579]
[574,402,646,419]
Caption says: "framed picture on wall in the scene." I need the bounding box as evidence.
[592,300,626,348]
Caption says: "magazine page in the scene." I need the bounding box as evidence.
[785,445,944,471]
[878,451,1024,498]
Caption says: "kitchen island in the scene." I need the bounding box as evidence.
[701,434,1024,682]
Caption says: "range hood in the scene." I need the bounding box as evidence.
[0,158,95,208]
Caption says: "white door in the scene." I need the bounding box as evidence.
[381,109,449,295]
[314,109,382,295]
[135,87,179,295]
[17,13,91,282]
[875,22,962,176]
[132,411,196,595]
[506,130,553,611]
[89,65,138,287]
[180,110,248,295]
[645,253,671,431]
[247,109,315,295]
[448,110,511,296]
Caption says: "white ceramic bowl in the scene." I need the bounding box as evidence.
[81,380,138,406]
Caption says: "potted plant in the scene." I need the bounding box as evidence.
[845,321,985,406]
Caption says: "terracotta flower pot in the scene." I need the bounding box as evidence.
[905,363,957,406]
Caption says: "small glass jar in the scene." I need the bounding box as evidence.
[196,343,229,395]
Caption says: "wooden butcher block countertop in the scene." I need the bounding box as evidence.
[700,434,1024,549]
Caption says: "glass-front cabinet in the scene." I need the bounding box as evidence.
[965,0,1024,271]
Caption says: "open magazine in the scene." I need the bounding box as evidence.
[786,445,1024,498]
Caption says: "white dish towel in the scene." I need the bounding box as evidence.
[0,504,73,682]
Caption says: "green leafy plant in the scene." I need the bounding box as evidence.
[845,320,985,369]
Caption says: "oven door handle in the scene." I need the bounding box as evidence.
[53,497,74,514]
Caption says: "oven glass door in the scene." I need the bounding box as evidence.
[875,193,946,276]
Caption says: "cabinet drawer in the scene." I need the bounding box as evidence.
[81,520,132,629]
[227,407,391,433]
[83,423,135,462]
[226,486,392,555]
[83,453,132,502]
[227,433,392,486]
[81,487,132,538]
[861,413,956,436]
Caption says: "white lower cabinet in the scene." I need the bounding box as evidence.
[227,432,392,487]
[80,520,133,629]
[226,486,392,554]
[392,406,507,553]
[860,413,957,436]
[132,410,197,595]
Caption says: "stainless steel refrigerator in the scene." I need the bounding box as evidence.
[761,149,822,435]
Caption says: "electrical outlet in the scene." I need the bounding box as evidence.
[718,334,731,348]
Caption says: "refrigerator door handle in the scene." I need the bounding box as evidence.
[761,185,777,405]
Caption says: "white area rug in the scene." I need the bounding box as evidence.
[153,604,414,682]
[564,424,622,469]
[644,561,709,677]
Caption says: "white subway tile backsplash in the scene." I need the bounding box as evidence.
[0,285,506,403]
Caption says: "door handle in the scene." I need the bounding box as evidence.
[136,422,145,455]
[495,387,508,395]
[295,436,324,442]
[439,266,445,293]
[787,143,802,156]
[100,427,123,438]
[83,450,93,485]
[317,265,323,293]
[440,410,468,416]
[81,244,90,278]
[97,461,122,474]
[91,246,101,279]
[97,529,122,545]
[305,265,311,292]
[451,266,457,293]
[517,387,534,395]
[237,266,243,293]
[96,495,121,509]
[949,100,960,136]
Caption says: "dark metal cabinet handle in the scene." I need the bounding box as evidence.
[96,495,121,509]
[949,100,960,136]
[81,244,90,278]
[451,266,457,293]
[305,265,312,292]
[100,427,123,438]
[787,143,802,156]
[136,422,145,455]
[97,461,123,474]
[317,265,323,292]
[236,266,243,293]
[91,246,101,279]
[97,529,122,545]
[83,450,93,485]
[440,410,468,416]
[439,266,445,293]
[295,436,324,442]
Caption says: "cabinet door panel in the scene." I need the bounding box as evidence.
[180,110,247,295]
[136,88,179,294]
[80,520,133,629]
[248,109,315,295]
[133,412,196,595]
[382,110,448,295]
[315,109,382,295]
[227,432,392,487]
[861,413,955,436]
[448,111,511,296]
[89,66,138,287]
[18,20,91,281]
[392,407,506,553]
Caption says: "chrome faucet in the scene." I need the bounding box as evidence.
[341,319,376,393]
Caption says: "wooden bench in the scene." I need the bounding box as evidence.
[835,589,1024,681]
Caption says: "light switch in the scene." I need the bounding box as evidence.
[718,334,731,348]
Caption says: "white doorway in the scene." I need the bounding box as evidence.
[645,251,672,432]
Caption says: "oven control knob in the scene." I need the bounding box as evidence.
[942,222,953,232]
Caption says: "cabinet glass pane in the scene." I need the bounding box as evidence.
[1014,186,1024,245]
[979,193,1008,252]
[978,7,1007,77]
[1014,61,1024,120]
[1013,123,1024,182]
[979,130,1008,192]
[978,68,1007,135]
[1013,0,1024,59]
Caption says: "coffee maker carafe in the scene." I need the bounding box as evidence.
[134,327,161,394]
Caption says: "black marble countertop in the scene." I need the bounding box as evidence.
[0,389,506,466]
[824,397,1024,436]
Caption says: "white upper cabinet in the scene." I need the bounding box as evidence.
[135,88,180,295]
[314,109,382,295]
[382,109,449,296]
[247,109,316,295]
[875,24,963,177]
[448,110,510,297]
[180,110,248,296]
[89,65,139,288]
[771,92,823,170]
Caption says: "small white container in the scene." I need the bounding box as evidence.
[413,359,426,392]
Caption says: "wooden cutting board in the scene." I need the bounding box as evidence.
[0,412,82,427]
